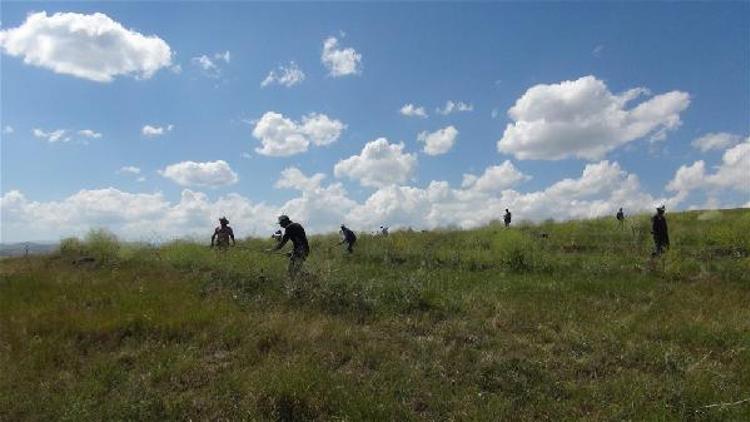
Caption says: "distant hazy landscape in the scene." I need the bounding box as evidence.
[2,209,748,420]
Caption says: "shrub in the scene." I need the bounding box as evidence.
[83,228,121,265]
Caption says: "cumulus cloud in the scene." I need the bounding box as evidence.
[142,124,173,137]
[159,160,239,187]
[461,161,529,193]
[399,104,428,118]
[417,125,458,155]
[78,129,102,139]
[261,61,305,87]
[691,132,743,152]
[275,167,326,191]
[347,160,667,231]
[32,128,69,143]
[0,11,172,82]
[252,111,346,156]
[0,160,679,242]
[334,138,417,187]
[321,36,362,77]
[668,137,750,198]
[436,100,473,115]
[497,75,690,160]
[0,188,276,242]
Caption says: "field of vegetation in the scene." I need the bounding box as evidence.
[1,209,749,420]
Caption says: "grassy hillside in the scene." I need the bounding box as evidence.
[1,209,749,420]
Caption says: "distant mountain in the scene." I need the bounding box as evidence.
[0,242,58,257]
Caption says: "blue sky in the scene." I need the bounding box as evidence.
[1,2,748,242]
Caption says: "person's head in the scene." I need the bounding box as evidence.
[657,206,665,215]
[219,217,229,226]
[341,224,347,230]
[619,208,623,212]
[278,215,291,228]
[505,209,509,212]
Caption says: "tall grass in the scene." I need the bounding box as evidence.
[1,209,748,420]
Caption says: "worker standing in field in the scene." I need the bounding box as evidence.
[616,208,625,228]
[380,225,389,236]
[267,215,310,278]
[339,224,357,253]
[503,209,512,228]
[211,217,236,249]
[651,206,670,257]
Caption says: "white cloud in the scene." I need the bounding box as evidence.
[275,167,327,191]
[252,111,346,156]
[142,124,173,137]
[348,160,667,231]
[593,45,605,57]
[321,36,362,77]
[215,51,230,63]
[0,188,276,242]
[399,104,428,118]
[691,132,743,152]
[497,75,690,160]
[668,137,750,197]
[436,100,473,115]
[32,128,69,143]
[417,125,458,155]
[117,166,141,175]
[461,160,529,193]
[159,160,239,187]
[334,138,417,187]
[0,11,172,82]
[191,51,230,78]
[0,160,680,243]
[78,129,102,139]
[2,126,13,134]
[261,61,305,87]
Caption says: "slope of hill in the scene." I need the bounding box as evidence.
[0,242,58,257]
[1,209,749,420]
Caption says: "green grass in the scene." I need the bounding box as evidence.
[1,209,749,420]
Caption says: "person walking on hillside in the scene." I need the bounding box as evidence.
[267,215,310,278]
[616,208,625,228]
[380,225,389,236]
[651,206,670,257]
[503,209,512,228]
[211,217,236,249]
[339,224,357,253]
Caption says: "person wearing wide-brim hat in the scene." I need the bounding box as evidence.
[651,206,669,257]
[211,216,235,249]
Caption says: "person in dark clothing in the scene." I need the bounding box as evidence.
[267,215,310,278]
[339,224,357,253]
[503,209,512,228]
[616,208,625,228]
[651,206,670,257]
[211,217,235,249]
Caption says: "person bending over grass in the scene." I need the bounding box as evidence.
[339,224,357,253]
[267,215,310,278]
[211,217,235,249]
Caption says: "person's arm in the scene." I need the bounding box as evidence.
[269,231,289,252]
[229,227,236,246]
[211,229,217,247]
